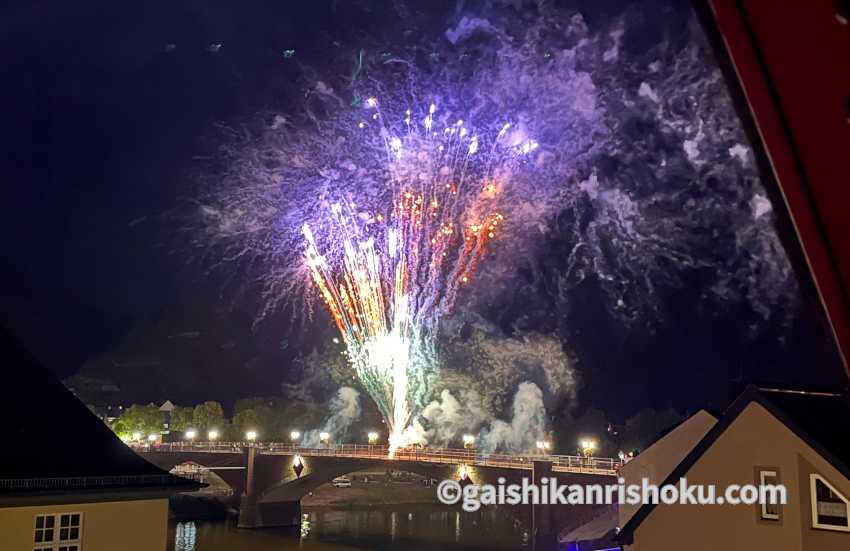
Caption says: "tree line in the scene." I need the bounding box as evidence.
[110,397,326,441]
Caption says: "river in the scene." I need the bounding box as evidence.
[169,504,533,551]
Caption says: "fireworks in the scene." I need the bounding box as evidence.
[194,4,794,454]
[301,101,534,453]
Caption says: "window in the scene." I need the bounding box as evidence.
[33,513,83,551]
[810,474,850,532]
[759,470,781,520]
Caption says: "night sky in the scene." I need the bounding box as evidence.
[2,0,846,422]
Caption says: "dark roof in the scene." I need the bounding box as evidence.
[619,385,850,544]
[0,328,197,493]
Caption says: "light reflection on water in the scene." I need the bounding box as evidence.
[169,505,531,551]
[174,521,196,551]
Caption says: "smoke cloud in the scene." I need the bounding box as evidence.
[405,388,490,446]
[478,382,547,453]
[301,386,361,446]
[404,381,548,454]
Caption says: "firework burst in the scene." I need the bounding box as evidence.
[301,99,536,453]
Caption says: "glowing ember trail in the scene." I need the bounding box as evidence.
[301,101,532,455]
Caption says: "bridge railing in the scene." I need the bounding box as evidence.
[0,474,188,491]
[140,442,620,475]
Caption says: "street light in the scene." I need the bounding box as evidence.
[319,431,330,445]
[367,431,379,444]
[147,434,158,442]
[132,431,142,441]
[246,430,258,442]
[462,434,475,449]
[185,429,197,441]
[208,429,219,441]
[579,438,597,458]
[292,454,304,477]
[290,430,301,443]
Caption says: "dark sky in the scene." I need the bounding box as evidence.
[1,0,366,375]
[1,0,846,419]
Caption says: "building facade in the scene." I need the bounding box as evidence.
[619,387,850,550]
[1,329,199,551]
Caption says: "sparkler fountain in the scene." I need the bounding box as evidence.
[300,99,536,454]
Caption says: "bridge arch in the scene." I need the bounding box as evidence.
[143,450,248,497]
[256,454,514,505]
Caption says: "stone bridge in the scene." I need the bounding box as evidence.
[139,442,620,542]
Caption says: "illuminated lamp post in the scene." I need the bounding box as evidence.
[319,431,330,447]
[580,438,597,467]
[292,454,305,478]
[536,440,551,455]
[458,463,471,484]
[367,431,379,455]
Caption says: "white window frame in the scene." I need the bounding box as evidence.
[810,474,850,532]
[33,514,56,550]
[759,470,780,520]
[33,512,84,551]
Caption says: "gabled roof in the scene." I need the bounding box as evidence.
[0,327,198,493]
[619,385,850,543]
[159,400,176,412]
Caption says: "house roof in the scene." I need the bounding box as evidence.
[618,385,850,544]
[159,400,176,412]
[0,327,198,493]
[560,507,617,544]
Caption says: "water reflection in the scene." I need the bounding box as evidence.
[301,513,311,539]
[169,504,531,550]
[174,522,196,551]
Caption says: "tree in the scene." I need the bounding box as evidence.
[622,408,683,452]
[233,408,263,439]
[171,406,195,432]
[113,404,162,436]
[193,401,225,433]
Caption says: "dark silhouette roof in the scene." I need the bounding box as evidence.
[619,385,850,543]
[0,327,197,492]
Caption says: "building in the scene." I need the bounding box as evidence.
[618,386,850,550]
[0,329,200,551]
[159,399,176,433]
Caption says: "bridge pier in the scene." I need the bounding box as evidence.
[531,461,557,550]
[237,446,302,527]
[237,494,301,528]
